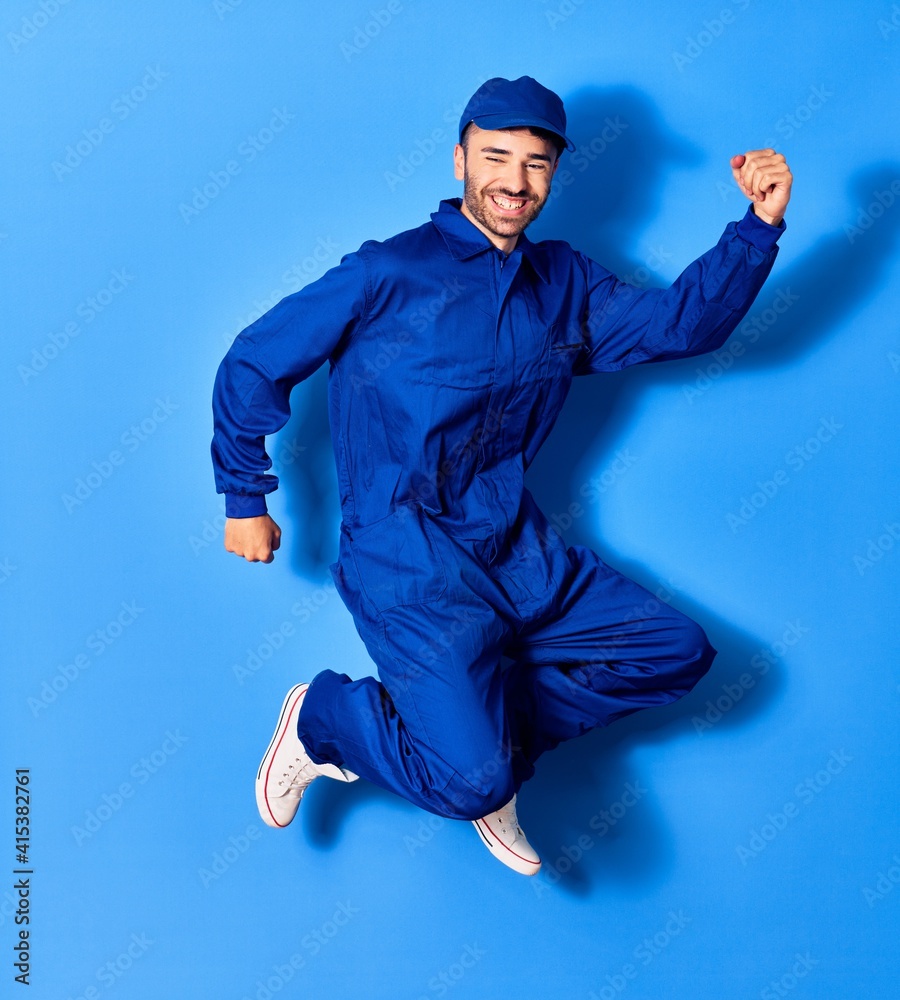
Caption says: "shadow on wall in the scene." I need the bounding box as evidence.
[278,377,338,574]
[520,86,900,895]
[273,83,899,893]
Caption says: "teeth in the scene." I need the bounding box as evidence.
[493,195,524,210]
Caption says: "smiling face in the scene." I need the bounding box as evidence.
[453,124,560,251]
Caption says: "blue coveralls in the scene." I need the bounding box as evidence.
[211,197,785,821]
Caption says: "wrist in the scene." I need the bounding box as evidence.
[751,202,783,227]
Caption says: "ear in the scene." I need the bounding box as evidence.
[453,143,465,181]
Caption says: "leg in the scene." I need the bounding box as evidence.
[296,588,520,822]
[502,543,716,788]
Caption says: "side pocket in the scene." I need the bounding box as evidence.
[348,503,448,616]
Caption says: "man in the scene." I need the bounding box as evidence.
[211,76,792,876]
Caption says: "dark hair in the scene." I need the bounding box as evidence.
[460,121,564,161]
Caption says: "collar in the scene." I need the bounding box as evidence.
[429,197,550,283]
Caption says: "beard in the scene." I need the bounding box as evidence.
[462,163,548,239]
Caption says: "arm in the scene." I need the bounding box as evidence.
[573,149,792,375]
[211,246,370,560]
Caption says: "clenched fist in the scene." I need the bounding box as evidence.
[224,514,282,563]
[731,148,793,227]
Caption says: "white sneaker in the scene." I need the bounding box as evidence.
[255,683,358,829]
[472,794,541,876]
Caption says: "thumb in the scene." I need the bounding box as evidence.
[730,153,746,169]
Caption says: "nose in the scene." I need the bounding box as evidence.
[497,162,530,197]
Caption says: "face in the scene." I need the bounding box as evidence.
[453,124,559,247]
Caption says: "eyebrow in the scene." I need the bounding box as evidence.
[479,145,553,163]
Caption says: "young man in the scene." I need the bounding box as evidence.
[211,76,792,876]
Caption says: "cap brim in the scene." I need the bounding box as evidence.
[465,112,576,152]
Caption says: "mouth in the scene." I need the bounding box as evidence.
[489,193,529,216]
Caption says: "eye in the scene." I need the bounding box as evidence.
[486,156,502,162]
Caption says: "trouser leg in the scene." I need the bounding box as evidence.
[296,590,520,822]
[501,544,716,788]
[296,533,713,817]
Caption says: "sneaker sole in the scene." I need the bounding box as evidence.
[256,684,308,828]
[472,818,541,876]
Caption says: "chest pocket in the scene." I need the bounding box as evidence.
[547,322,587,377]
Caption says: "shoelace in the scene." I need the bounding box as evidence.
[492,797,522,841]
[277,756,319,791]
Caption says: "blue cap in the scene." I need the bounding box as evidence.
[459,75,575,154]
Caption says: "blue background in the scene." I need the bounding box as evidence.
[3,1,899,997]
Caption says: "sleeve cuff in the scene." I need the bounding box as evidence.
[225,493,269,518]
[735,203,786,253]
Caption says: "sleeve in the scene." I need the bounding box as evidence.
[572,204,786,376]
[210,245,370,517]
